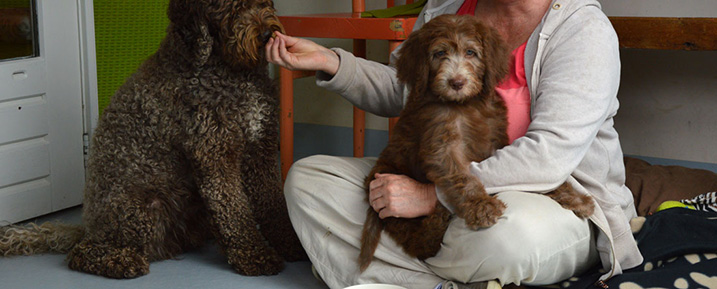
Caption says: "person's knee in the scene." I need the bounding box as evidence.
[429,193,593,284]
[284,155,333,195]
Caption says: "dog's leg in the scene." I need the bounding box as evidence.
[545,183,595,218]
[67,197,158,279]
[421,127,506,230]
[238,145,307,263]
[196,162,285,276]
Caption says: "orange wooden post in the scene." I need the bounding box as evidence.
[279,67,295,181]
[387,40,403,137]
[352,0,367,158]
[276,1,418,181]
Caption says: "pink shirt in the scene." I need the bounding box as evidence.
[457,0,531,144]
[495,43,530,144]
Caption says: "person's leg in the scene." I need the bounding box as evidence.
[284,155,443,289]
[426,191,599,286]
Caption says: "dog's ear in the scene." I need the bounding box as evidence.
[396,28,431,97]
[167,0,201,29]
[477,23,510,95]
[166,0,214,68]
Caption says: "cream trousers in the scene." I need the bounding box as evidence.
[284,155,599,289]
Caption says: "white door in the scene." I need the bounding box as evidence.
[0,0,93,223]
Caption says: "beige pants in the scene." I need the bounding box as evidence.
[284,155,599,289]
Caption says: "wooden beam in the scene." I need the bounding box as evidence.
[609,17,717,51]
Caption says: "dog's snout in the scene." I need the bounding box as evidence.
[449,77,466,91]
[260,30,274,45]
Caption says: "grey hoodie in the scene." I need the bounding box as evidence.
[316,0,644,282]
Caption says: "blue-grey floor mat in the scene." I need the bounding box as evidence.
[0,206,326,289]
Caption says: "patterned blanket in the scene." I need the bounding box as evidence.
[552,208,717,289]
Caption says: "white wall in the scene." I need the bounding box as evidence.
[601,0,717,164]
[601,0,716,17]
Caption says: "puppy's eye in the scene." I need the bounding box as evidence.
[433,51,446,58]
[466,49,476,57]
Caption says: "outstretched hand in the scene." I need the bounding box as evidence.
[265,32,340,75]
[368,173,438,219]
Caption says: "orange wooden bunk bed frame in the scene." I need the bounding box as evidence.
[277,1,717,180]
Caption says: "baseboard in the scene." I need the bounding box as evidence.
[626,155,717,173]
[293,123,388,161]
[292,123,717,173]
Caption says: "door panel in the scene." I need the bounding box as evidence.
[0,95,48,145]
[0,0,86,223]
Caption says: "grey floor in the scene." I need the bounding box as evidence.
[0,206,327,289]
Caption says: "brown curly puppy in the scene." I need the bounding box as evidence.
[358,15,594,271]
[0,0,305,279]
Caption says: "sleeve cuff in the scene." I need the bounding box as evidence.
[315,48,357,95]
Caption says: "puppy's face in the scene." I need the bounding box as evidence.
[397,15,509,104]
[428,34,485,102]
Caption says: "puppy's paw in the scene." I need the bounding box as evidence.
[546,185,595,219]
[459,196,506,230]
[226,247,285,276]
[562,194,595,219]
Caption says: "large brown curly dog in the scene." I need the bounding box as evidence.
[0,0,305,278]
[358,14,595,271]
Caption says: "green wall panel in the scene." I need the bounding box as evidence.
[94,0,170,114]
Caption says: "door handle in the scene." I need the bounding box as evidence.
[12,71,28,80]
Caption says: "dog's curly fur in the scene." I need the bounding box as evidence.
[358,15,595,271]
[0,0,306,279]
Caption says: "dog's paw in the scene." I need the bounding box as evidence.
[67,242,149,279]
[459,196,505,230]
[226,247,285,276]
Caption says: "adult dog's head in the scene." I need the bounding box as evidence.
[168,0,284,68]
[397,14,509,103]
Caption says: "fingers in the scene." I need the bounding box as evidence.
[370,196,395,219]
[369,174,399,218]
[265,35,281,65]
[265,32,290,68]
[276,31,299,47]
[277,37,292,66]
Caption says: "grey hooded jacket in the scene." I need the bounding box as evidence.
[315,0,644,282]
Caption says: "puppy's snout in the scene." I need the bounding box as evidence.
[449,77,466,91]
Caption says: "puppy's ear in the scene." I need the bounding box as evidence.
[396,28,431,97]
[478,23,510,94]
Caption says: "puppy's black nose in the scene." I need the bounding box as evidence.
[449,77,465,91]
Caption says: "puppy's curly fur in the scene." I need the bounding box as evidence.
[358,15,595,271]
[0,0,306,279]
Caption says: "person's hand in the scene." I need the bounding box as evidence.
[265,32,340,75]
[368,173,437,219]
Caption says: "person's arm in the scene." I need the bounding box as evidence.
[265,32,406,118]
[315,48,405,118]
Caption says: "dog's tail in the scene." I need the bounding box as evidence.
[358,207,384,272]
[0,222,84,256]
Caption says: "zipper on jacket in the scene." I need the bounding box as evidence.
[589,216,618,287]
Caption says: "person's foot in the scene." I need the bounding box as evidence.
[311,264,327,286]
[440,280,502,289]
